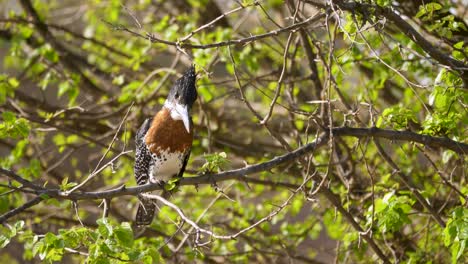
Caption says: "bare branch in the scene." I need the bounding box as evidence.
[0,196,43,223]
[332,127,468,154]
[114,12,326,50]
[0,168,45,191]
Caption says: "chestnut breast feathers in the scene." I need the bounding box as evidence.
[145,108,193,155]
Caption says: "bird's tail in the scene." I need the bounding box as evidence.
[135,198,156,226]
[135,191,172,226]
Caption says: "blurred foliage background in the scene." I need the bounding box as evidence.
[0,0,467,263]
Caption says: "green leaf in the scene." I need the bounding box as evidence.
[18,25,34,39]
[165,178,179,191]
[114,222,134,248]
[60,177,78,191]
[0,221,23,248]
[40,44,59,63]
[39,193,50,199]
[376,0,391,7]
[323,209,347,240]
[97,218,113,237]
[32,240,44,257]
[379,105,417,130]
[118,81,141,103]
[290,197,303,216]
[58,81,71,97]
[7,77,19,88]
[199,152,230,173]
[444,207,468,263]
[415,2,443,18]
[57,81,79,105]
[422,112,460,136]
[370,192,414,233]
[0,111,30,139]
[342,14,358,41]
[0,75,19,104]
[2,111,15,122]
[0,235,10,248]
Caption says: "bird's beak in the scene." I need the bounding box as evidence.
[175,103,190,133]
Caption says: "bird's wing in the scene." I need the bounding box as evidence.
[177,150,191,178]
[134,118,153,185]
[134,118,158,226]
[135,118,152,148]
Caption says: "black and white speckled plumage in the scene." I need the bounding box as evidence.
[135,118,154,186]
[134,118,157,226]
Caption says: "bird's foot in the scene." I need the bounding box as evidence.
[149,177,166,187]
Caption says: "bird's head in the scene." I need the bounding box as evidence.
[164,66,198,133]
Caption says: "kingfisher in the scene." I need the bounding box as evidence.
[134,66,197,226]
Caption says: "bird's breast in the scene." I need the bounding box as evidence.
[149,148,187,182]
[145,108,193,154]
[144,108,193,182]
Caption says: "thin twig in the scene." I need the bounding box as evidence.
[261,32,294,124]
[65,103,134,194]
[374,139,446,227]
[142,174,311,242]
[179,2,257,42]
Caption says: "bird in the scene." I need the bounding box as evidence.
[134,66,197,226]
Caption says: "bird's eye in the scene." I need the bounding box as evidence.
[175,92,179,98]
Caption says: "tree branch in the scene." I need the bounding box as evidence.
[332,127,468,154]
[0,127,465,205]
[113,12,326,50]
[0,196,43,223]
[0,168,45,191]
[302,0,468,84]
